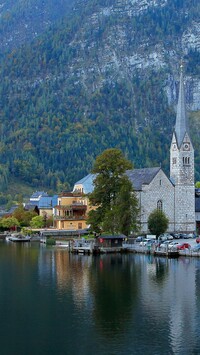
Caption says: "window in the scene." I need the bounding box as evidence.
[157,200,163,211]
[172,158,177,165]
[183,157,190,165]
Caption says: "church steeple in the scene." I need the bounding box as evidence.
[170,64,195,233]
[170,63,194,186]
[174,63,189,148]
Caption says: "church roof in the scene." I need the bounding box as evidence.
[175,65,189,147]
[73,168,161,194]
[73,173,96,194]
[126,167,161,190]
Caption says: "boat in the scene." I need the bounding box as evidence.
[8,233,31,242]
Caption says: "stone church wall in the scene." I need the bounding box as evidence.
[138,170,175,233]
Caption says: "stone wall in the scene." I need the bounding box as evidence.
[139,169,175,233]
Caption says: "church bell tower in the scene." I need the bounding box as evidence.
[170,64,195,232]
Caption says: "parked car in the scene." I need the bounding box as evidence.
[192,244,200,251]
[139,239,154,246]
[159,234,167,241]
[187,233,195,238]
[173,234,181,239]
[167,234,173,240]
[196,237,200,244]
[168,241,181,249]
[160,241,172,248]
[177,243,191,250]
[136,236,143,242]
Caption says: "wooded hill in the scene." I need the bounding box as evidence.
[0,0,200,197]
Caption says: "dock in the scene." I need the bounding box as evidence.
[154,249,179,258]
[70,239,95,254]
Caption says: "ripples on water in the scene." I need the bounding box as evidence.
[0,243,200,355]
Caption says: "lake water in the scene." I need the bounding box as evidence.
[0,241,200,355]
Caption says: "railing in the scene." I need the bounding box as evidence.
[56,204,87,208]
[53,216,86,220]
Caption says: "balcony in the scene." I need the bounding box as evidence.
[55,204,87,211]
[54,216,87,221]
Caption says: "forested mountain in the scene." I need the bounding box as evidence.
[0,0,200,197]
[0,0,75,53]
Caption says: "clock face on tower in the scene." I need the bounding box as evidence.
[183,143,190,151]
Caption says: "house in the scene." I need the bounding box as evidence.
[29,191,49,205]
[38,195,58,218]
[25,191,58,218]
[53,191,92,230]
[94,235,125,253]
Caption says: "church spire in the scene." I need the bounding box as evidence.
[174,63,189,148]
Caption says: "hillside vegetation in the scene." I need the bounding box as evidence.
[0,0,200,197]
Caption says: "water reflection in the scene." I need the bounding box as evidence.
[1,243,200,355]
[90,255,139,337]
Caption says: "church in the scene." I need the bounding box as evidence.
[73,68,196,234]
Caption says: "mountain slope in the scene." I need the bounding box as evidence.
[0,0,75,53]
[0,0,200,193]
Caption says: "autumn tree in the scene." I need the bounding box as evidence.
[87,148,139,236]
[13,204,37,227]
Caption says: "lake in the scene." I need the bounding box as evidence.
[0,241,200,355]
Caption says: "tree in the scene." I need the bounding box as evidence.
[148,209,169,238]
[114,177,139,236]
[195,181,200,188]
[13,204,37,227]
[87,148,139,235]
[0,216,20,230]
[30,216,45,228]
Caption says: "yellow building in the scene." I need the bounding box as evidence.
[53,192,90,230]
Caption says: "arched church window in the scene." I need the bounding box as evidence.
[157,200,162,211]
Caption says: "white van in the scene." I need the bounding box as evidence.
[146,234,156,240]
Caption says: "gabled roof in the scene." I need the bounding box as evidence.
[73,168,162,193]
[24,203,37,210]
[6,205,18,214]
[73,173,96,194]
[30,191,49,199]
[38,195,58,208]
[126,167,161,190]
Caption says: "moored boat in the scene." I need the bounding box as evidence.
[9,234,31,242]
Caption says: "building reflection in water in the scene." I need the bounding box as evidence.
[37,247,200,353]
[138,254,199,354]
